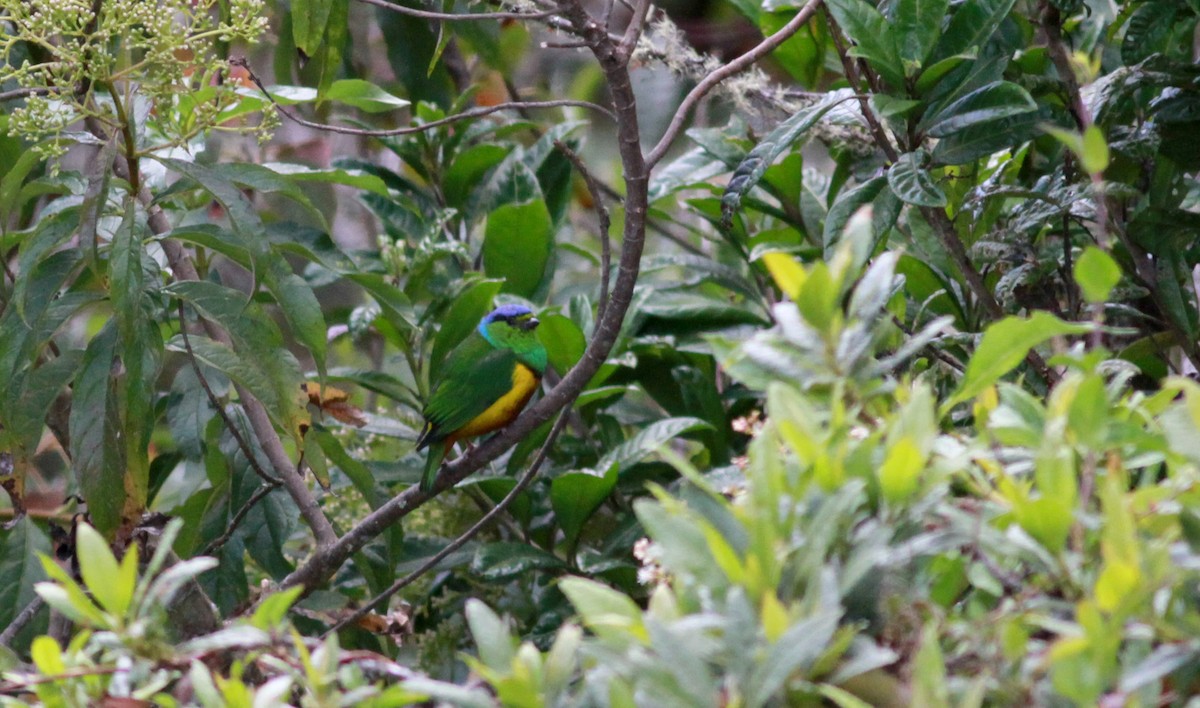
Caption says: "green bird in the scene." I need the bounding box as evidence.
[416,304,548,492]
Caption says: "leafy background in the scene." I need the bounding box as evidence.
[3,0,1200,703]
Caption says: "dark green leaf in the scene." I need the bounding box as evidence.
[887,151,947,206]
[551,465,618,549]
[482,199,554,297]
[471,542,567,581]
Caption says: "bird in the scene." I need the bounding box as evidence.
[416,304,548,492]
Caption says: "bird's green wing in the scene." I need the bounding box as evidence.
[418,333,521,448]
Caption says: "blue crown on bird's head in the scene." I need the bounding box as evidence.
[479,304,540,333]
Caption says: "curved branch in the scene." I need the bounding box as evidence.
[645,0,823,168]
[231,60,614,134]
[354,0,557,21]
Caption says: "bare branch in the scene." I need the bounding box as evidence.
[0,87,54,103]
[615,0,652,63]
[0,597,44,648]
[202,482,282,556]
[554,139,612,322]
[354,0,556,21]
[321,411,571,637]
[232,58,614,135]
[645,0,823,168]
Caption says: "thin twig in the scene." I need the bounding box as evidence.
[231,57,614,135]
[202,482,281,556]
[322,411,571,636]
[0,87,55,103]
[177,301,282,486]
[354,0,556,21]
[645,0,823,168]
[615,0,652,63]
[0,597,45,648]
[554,139,612,322]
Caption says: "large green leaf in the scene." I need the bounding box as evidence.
[721,95,843,228]
[921,81,1037,138]
[551,464,619,551]
[823,0,905,87]
[943,313,1093,410]
[893,0,948,70]
[430,279,504,382]
[156,158,328,376]
[536,313,587,377]
[471,542,567,581]
[69,325,127,536]
[0,517,50,647]
[482,199,554,297]
[929,0,1018,62]
[597,417,714,475]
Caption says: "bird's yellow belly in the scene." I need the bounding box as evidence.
[452,364,540,441]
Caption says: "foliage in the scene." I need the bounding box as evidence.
[3,0,1200,703]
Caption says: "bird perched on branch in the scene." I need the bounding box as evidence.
[416,304,548,492]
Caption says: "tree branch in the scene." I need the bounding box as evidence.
[231,59,614,135]
[322,410,570,636]
[554,139,612,322]
[354,0,557,21]
[645,0,823,168]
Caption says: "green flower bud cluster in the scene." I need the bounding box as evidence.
[1,0,271,162]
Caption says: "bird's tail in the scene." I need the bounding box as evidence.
[419,441,448,493]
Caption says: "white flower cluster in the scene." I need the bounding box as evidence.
[0,0,272,160]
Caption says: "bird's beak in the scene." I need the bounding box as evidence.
[522,317,540,330]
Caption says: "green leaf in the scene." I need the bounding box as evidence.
[430,279,504,382]
[536,313,586,376]
[1073,246,1121,303]
[558,576,646,641]
[165,280,308,439]
[887,151,947,207]
[930,110,1042,165]
[310,425,386,509]
[929,0,1018,62]
[261,162,391,198]
[69,324,128,536]
[823,0,904,87]
[944,313,1092,410]
[75,523,132,617]
[597,417,714,474]
[292,0,334,59]
[721,95,843,227]
[323,78,410,113]
[746,609,841,706]
[911,623,951,708]
[249,586,305,631]
[893,0,948,70]
[0,518,50,639]
[922,81,1037,138]
[482,199,554,297]
[551,465,619,550]
[471,542,567,581]
[0,148,43,225]
[465,600,516,670]
[1080,124,1110,175]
